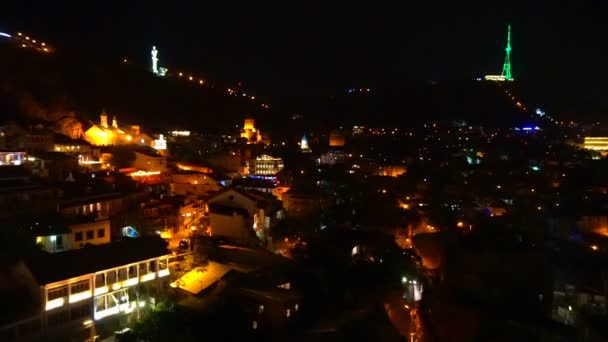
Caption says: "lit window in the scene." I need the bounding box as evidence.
[47,286,68,301]
[70,280,90,294]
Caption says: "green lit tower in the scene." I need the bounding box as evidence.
[500,25,512,80]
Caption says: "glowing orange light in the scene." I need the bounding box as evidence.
[130,171,161,177]
[457,221,464,228]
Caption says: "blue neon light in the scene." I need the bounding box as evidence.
[0,32,11,38]
[522,127,533,131]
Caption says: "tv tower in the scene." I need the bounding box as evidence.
[501,25,512,80]
[483,25,514,82]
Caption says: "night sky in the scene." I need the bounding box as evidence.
[1,1,607,102]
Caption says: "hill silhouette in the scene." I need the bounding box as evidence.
[0,36,600,137]
[0,39,267,132]
[275,80,545,130]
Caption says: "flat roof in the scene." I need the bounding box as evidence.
[27,236,170,285]
[170,261,234,295]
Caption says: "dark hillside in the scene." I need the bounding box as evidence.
[0,39,266,131]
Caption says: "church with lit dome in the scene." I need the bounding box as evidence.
[84,111,154,147]
[240,118,263,144]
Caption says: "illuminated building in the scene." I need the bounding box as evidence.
[34,218,111,252]
[319,150,345,165]
[0,151,27,165]
[151,46,159,74]
[52,134,100,167]
[375,165,407,177]
[132,150,167,173]
[171,130,191,137]
[208,188,282,246]
[0,238,172,341]
[240,118,262,144]
[84,111,154,147]
[329,129,345,147]
[583,137,608,155]
[250,155,284,175]
[153,134,167,151]
[352,126,365,135]
[60,192,149,220]
[300,135,312,153]
[170,171,221,196]
[484,25,514,82]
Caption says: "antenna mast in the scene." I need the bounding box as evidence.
[501,25,512,80]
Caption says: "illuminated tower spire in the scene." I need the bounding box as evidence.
[151,46,159,74]
[501,25,512,80]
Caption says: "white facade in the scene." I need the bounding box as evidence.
[0,254,172,341]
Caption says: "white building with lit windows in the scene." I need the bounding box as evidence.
[249,155,284,175]
[0,237,172,341]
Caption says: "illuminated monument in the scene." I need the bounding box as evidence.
[485,25,514,82]
[151,46,159,74]
[151,46,167,76]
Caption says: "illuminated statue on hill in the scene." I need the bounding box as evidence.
[151,46,159,74]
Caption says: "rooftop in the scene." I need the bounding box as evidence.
[170,261,234,295]
[26,236,170,285]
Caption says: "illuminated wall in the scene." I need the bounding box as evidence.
[69,220,111,249]
[132,151,167,173]
[375,165,406,177]
[84,125,117,146]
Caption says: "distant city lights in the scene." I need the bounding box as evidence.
[171,130,191,137]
